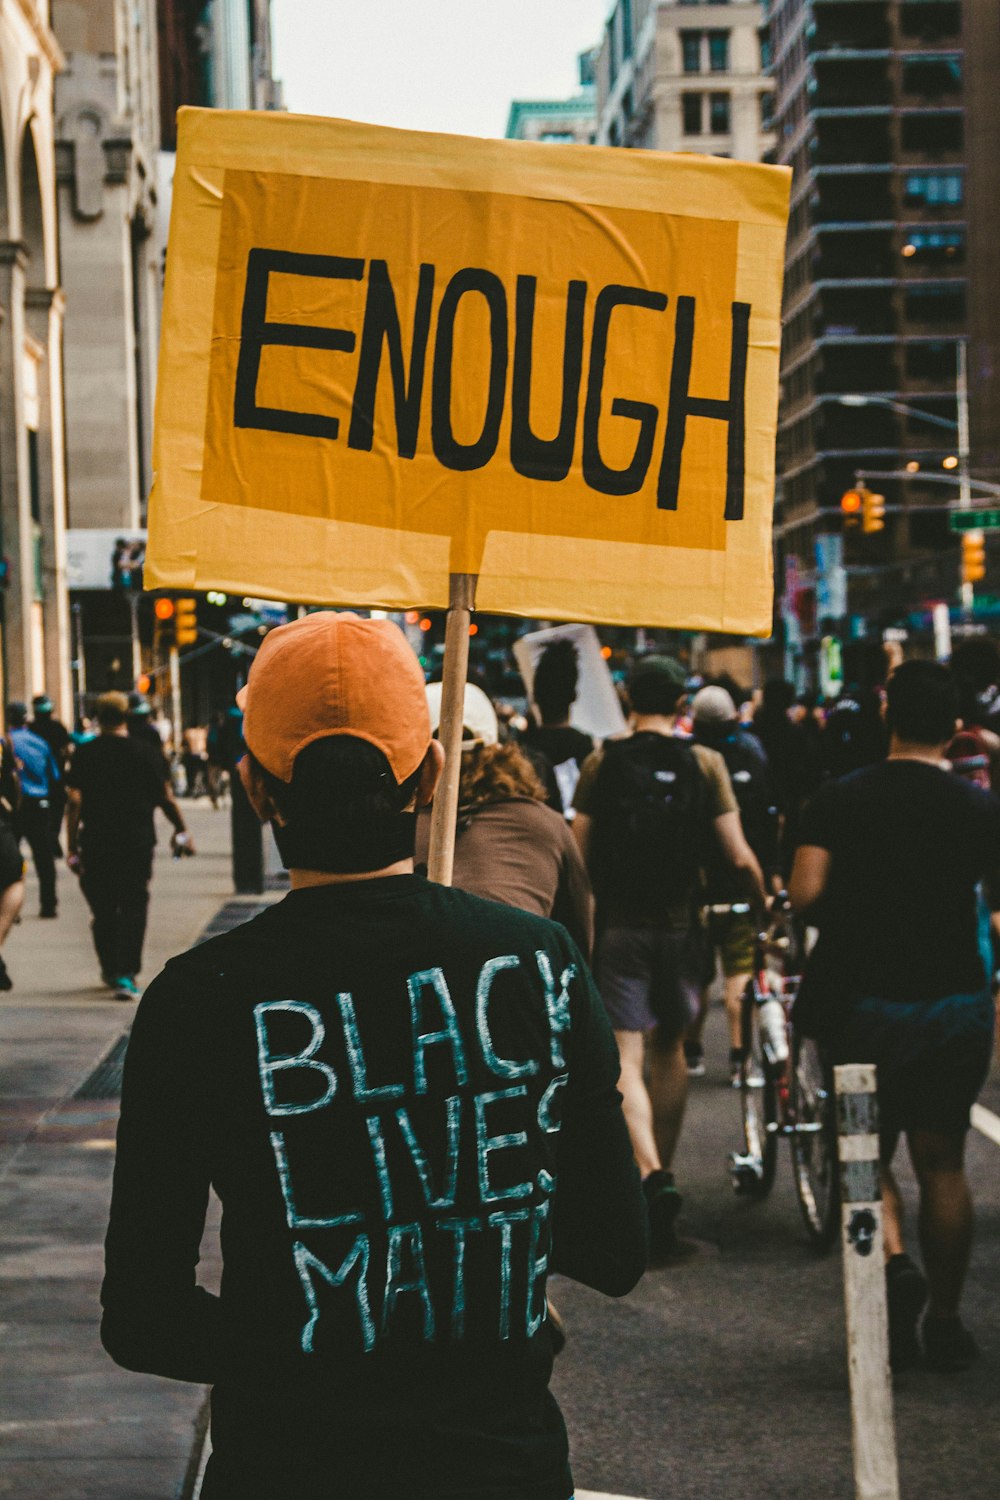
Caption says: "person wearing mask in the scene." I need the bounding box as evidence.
[790,661,1000,1373]
[99,612,646,1500]
[684,686,781,1082]
[522,641,595,817]
[573,656,766,1259]
[66,692,194,1000]
[417,682,593,958]
[8,701,61,918]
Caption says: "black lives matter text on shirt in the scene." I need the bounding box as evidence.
[67,735,168,851]
[232,249,750,522]
[800,760,1000,1005]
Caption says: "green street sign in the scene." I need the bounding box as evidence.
[950,509,1000,533]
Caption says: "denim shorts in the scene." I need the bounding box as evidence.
[825,989,995,1136]
[594,924,701,1042]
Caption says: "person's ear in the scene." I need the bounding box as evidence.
[415,739,446,807]
[238,755,286,826]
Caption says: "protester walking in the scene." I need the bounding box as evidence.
[66,692,194,1000]
[99,612,645,1500]
[523,639,595,816]
[685,685,781,1082]
[8,701,61,918]
[30,693,72,848]
[790,660,1000,1373]
[573,655,766,1259]
[418,681,594,955]
[0,731,25,989]
[753,678,820,871]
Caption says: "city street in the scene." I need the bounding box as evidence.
[2,802,998,1498]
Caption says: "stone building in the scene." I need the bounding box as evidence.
[0,0,70,710]
[595,0,775,161]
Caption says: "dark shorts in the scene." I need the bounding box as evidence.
[594,925,701,1042]
[825,990,995,1137]
[0,823,24,890]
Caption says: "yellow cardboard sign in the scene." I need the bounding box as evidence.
[147,109,790,632]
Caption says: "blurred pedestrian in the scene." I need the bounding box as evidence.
[753,678,820,872]
[99,612,645,1500]
[66,692,194,1001]
[418,682,593,955]
[573,655,766,1258]
[0,730,25,989]
[30,693,72,850]
[819,687,886,780]
[523,640,595,817]
[685,685,781,1082]
[8,701,61,918]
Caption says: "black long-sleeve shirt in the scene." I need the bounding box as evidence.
[101,876,645,1499]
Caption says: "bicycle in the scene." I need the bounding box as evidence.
[719,900,839,1251]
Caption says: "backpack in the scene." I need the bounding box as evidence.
[717,731,779,874]
[589,732,706,915]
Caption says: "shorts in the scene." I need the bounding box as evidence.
[702,909,756,983]
[0,823,24,890]
[594,925,701,1043]
[825,990,995,1137]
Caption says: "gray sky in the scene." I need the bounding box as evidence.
[270,0,610,139]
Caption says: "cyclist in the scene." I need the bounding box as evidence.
[790,660,1000,1372]
[573,655,766,1259]
[685,685,781,1083]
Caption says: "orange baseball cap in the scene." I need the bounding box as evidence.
[237,612,430,784]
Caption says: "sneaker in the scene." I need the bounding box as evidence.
[730,1046,746,1088]
[684,1042,706,1078]
[886,1254,928,1372]
[643,1169,683,1260]
[112,976,140,1001]
[0,955,12,992]
[923,1314,979,1373]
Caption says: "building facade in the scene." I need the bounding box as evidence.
[506,51,597,144]
[0,0,70,711]
[596,0,775,161]
[770,0,973,681]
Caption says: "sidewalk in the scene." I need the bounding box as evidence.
[0,801,269,1499]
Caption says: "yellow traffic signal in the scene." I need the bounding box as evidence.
[862,490,885,534]
[962,532,986,585]
[175,597,198,647]
[840,489,862,527]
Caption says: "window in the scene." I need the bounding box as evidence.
[681,30,702,74]
[621,0,633,60]
[539,131,576,143]
[901,228,965,264]
[905,284,966,324]
[760,91,775,130]
[902,171,963,206]
[901,112,963,152]
[905,340,957,381]
[759,29,772,71]
[708,31,730,73]
[710,92,731,134]
[902,55,961,95]
[682,93,703,136]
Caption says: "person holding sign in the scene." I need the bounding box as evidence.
[100,612,646,1499]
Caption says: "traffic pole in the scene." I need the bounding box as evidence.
[834,1063,900,1500]
[426,572,477,887]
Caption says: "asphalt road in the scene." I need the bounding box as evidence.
[552,1002,1000,1500]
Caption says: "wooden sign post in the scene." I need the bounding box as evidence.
[427,573,477,886]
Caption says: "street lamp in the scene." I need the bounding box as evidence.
[834,393,959,432]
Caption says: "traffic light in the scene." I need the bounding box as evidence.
[174,597,198,647]
[862,490,885,534]
[962,531,987,585]
[840,489,862,528]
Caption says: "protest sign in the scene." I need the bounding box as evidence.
[146,108,790,636]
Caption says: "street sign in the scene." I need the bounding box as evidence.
[146,109,790,634]
[949,509,1000,533]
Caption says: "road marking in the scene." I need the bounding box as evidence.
[971,1102,1000,1147]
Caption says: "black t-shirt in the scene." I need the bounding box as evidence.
[523,725,595,816]
[799,761,1000,1005]
[31,716,72,769]
[101,877,645,1499]
[67,734,169,851]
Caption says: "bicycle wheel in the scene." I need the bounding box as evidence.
[735,983,777,1199]
[789,1033,839,1250]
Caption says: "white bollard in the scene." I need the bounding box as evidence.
[834,1063,900,1500]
